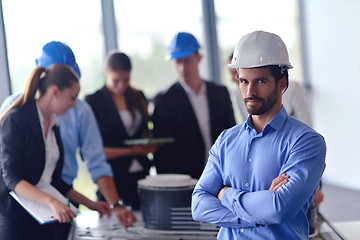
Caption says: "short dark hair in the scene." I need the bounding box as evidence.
[268,65,289,92]
[105,51,132,72]
[267,65,288,82]
[229,53,233,62]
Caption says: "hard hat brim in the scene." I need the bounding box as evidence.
[165,50,197,61]
[227,62,293,69]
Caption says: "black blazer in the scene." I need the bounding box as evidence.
[152,81,236,179]
[85,86,151,175]
[0,100,71,219]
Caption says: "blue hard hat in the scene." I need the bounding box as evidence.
[35,41,81,78]
[166,32,201,60]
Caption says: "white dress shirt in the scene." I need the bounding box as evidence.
[119,109,141,137]
[119,109,143,173]
[35,101,60,188]
[179,80,211,164]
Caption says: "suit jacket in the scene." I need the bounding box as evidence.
[85,86,151,208]
[0,100,71,219]
[85,86,150,170]
[152,81,235,179]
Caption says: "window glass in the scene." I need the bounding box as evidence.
[2,0,105,97]
[2,0,105,205]
[215,0,303,87]
[114,0,206,98]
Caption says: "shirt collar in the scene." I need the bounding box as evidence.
[267,106,288,131]
[245,106,288,133]
[179,80,206,96]
[36,101,59,129]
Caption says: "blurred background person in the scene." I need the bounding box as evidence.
[152,32,235,179]
[85,51,156,210]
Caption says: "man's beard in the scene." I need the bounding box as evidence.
[244,84,279,115]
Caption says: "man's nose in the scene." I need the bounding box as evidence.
[247,82,257,96]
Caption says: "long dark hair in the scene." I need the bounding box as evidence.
[105,51,149,136]
[0,64,79,122]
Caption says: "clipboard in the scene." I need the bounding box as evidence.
[10,185,79,225]
[124,137,175,145]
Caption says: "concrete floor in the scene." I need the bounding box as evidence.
[319,182,360,223]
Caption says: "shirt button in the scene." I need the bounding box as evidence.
[245,182,249,187]
[241,228,245,232]
[249,158,253,163]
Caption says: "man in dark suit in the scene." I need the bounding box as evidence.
[152,32,235,179]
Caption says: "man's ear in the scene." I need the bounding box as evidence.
[196,53,202,63]
[279,76,288,92]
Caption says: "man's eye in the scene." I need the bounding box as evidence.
[239,80,247,84]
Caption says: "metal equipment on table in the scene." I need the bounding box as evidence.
[69,174,350,240]
[138,174,218,232]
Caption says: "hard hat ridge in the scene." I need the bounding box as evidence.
[228,31,293,70]
[166,32,201,60]
[36,41,81,78]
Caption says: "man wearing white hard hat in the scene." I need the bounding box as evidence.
[192,31,326,239]
[152,32,235,180]
[227,53,313,127]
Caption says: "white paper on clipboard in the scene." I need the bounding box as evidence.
[10,185,79,225]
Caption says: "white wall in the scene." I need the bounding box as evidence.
[305,0,360,190]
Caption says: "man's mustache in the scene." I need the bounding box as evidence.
[244,96,264,102]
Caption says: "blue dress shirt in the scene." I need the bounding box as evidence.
[192,107,326,240]
[0,93,113,185]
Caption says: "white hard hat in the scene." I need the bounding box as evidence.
[228,31,293,69]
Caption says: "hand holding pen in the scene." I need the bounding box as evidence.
[47,197,76,223]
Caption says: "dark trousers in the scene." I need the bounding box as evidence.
[0,214,52,240]
[52,222,71,240]
[0,214,71,240]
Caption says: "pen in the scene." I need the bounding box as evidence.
[67,198,73,224]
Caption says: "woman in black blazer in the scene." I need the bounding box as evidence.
[86,51,157,210]
[0,64,110,240]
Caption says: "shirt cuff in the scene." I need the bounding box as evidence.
[221,187,257,228]
[88,163,114,182]
[90,170,114,183]
[221,187,239,211]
